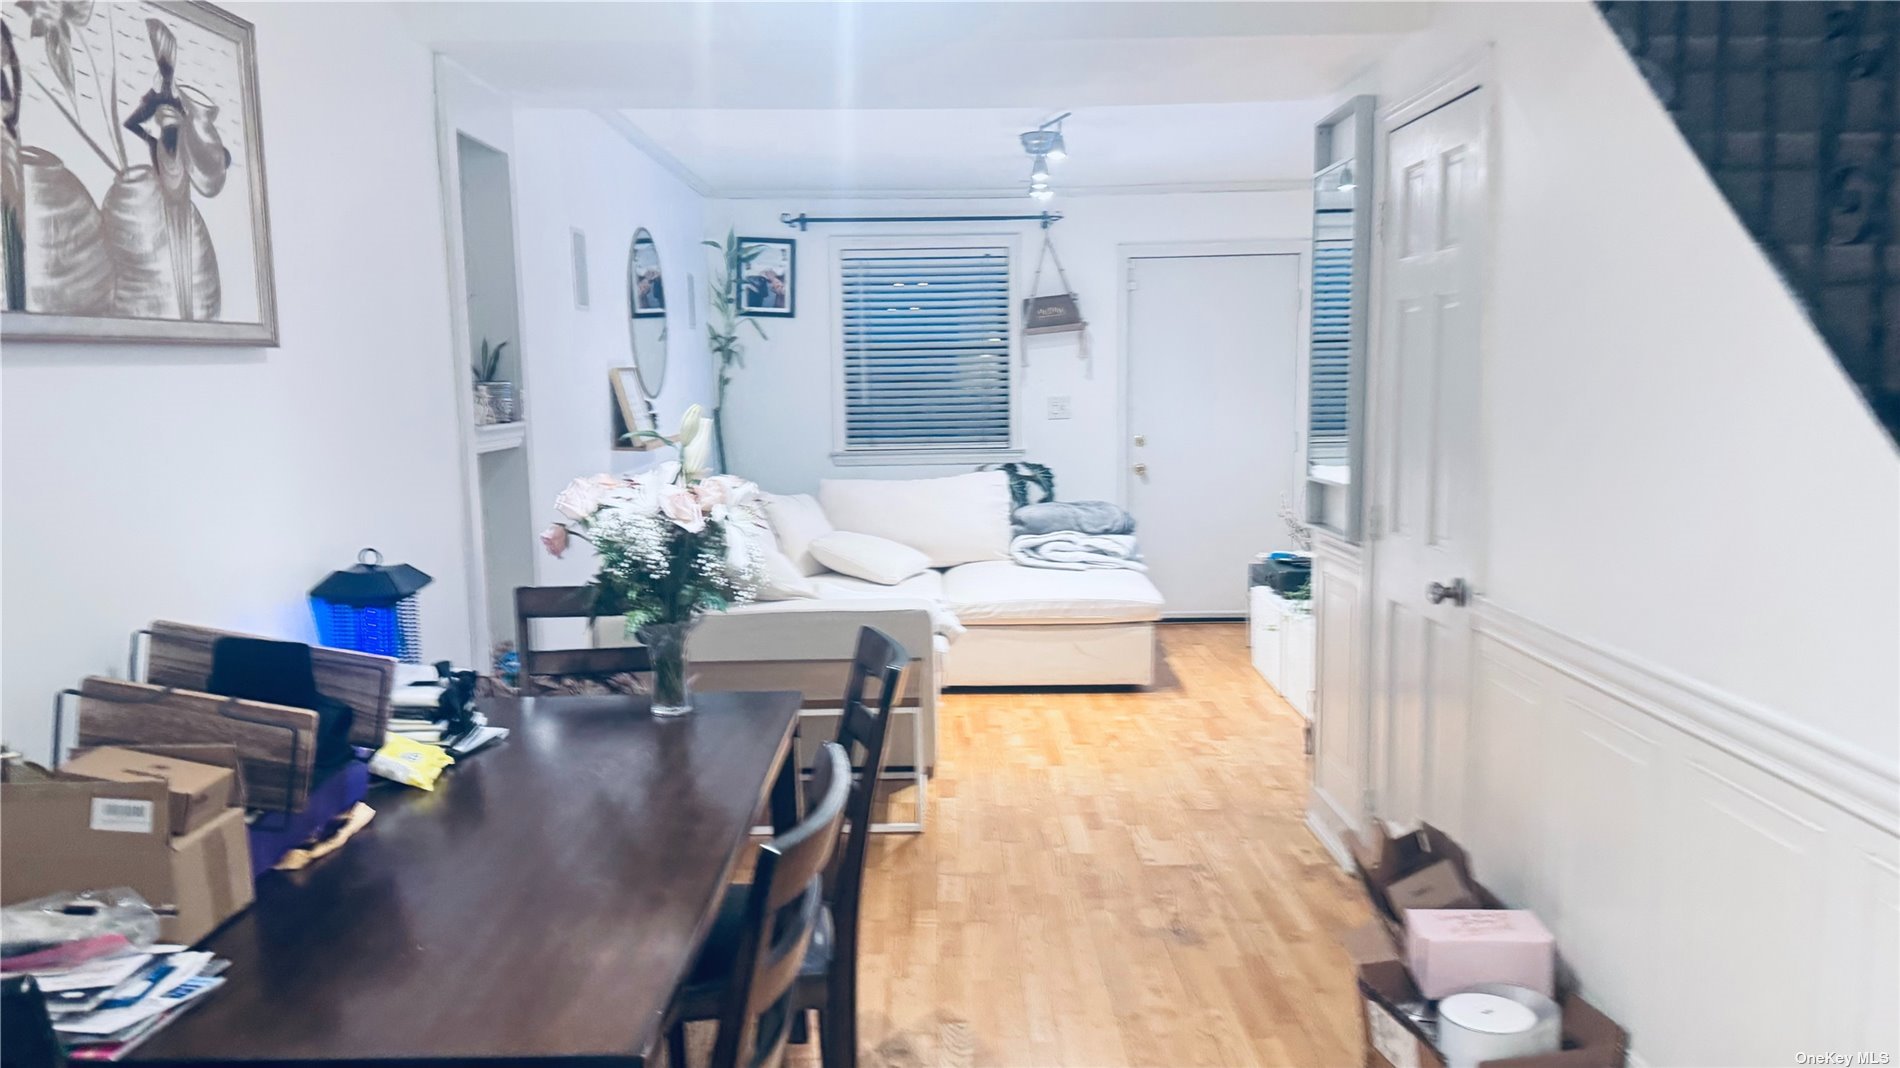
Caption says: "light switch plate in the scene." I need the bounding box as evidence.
[1046,395,1073,420]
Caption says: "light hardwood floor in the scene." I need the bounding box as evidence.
[834,622,1370,1068]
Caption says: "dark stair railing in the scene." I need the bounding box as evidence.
[1598,1,1898,446]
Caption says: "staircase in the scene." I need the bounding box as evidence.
[1598,1,1898,444]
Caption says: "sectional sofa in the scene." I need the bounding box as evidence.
[594,470,1165,770]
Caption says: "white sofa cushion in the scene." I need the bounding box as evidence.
[760,492,834,576]
[753,536,818,601]
[819,471,1011,568]
[808,531,930,586]
[811,570,945,601]
[943,560,1166,625]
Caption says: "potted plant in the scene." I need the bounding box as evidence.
[473,338,516,425]
[703,230,767,471]
[537,406,763,715]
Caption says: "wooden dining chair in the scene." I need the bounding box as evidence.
[669,627,909,1068]
[672,743,852,1068]
[512,586,650,696]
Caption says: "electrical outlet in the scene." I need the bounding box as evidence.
[1046,395,1073,420]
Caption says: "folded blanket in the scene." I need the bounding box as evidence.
[1013,500,1136,536]
[1010,532,1146,572]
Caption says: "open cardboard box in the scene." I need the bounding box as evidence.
[0,763,253,946]
[60,745,243,836]
[1346,824,1628,1068]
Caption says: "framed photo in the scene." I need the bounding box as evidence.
[737,237,794,318]
[629,231,664,318]
[0,1,279,345]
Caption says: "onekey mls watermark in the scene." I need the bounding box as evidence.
[1795,1054,1892,1066]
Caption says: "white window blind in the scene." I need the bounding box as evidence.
[839,246,1013,453]
[1307,235,1354,465]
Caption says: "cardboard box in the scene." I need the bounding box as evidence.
[60,746,238,836]
[1347,823,1627,1068]
[1387,859,1485,915]
[1354,938,1626,1068]
[1406,909,1556,999]
[0,766,254,945]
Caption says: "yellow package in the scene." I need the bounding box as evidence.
[369,735,454,790]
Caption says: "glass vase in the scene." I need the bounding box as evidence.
[636,620,695,716]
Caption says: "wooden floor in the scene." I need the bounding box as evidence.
[820,623,1369,1068]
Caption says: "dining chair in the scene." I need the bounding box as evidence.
[512,586,651,695]
[670,626,909,1068]
[671,742,852,1068]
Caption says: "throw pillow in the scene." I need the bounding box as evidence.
[808,531,931,586]
[817,471,1011,568]
[760,492,834,576]
[752,536,818,601]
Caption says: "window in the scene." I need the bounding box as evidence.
[836,243,1016,459]
[1307,232,1354,468]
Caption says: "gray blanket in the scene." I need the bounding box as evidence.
[1010,532,1146,572]
[1012,500,1136,536]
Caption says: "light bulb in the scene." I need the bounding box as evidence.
[1031,155,1051,183]
[1030,186,1054,202]
[1047,133,1067,162]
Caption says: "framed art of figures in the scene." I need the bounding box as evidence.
[0,1,278,345]
[737,236,793,318]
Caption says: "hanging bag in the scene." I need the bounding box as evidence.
[1022,231,1086,336]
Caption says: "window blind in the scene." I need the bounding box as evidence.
[839,246,1013,452]
[1308,236,1354,465]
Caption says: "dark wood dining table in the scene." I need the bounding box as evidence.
[130,689,804,1066]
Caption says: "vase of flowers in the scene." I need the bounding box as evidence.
[538,405,762,715]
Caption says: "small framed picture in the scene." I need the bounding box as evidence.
[737,237,795,318]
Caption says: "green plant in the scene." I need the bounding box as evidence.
[702,229,767,471]
[474,338,509,384]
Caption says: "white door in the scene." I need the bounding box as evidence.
[1369,89,1487,830]
[1126,253,1302,616]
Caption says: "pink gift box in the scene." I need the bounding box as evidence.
[1403,908,1555,999]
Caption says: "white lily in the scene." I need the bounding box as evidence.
[676,404,704,448]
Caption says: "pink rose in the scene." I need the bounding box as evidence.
[554,477,606,521]
[540,524,571,557]
[657,484,706,533]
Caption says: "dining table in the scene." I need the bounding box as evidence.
[129,689,804,1066]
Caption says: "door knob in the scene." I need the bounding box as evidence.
[1132,463,1149,477]
[1427,578,1469,606]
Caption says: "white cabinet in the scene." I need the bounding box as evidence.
[1250,586,1314,719]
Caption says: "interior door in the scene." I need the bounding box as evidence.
[1369,89,1487,830]
[1126,253,1302,616]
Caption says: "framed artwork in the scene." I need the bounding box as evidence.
[737,237,794,318]
[0,1,278,345]
[629,230,664,318]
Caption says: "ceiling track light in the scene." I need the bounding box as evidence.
[1020,112,1070,202]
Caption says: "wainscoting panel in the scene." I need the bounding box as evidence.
[1307,532,1367,866]
[1465,601,1900,1064]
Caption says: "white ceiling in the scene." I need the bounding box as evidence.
[613,102,1330,198]
[402,1,1427,196]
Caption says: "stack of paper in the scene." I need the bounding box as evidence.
[5,945,229,1062]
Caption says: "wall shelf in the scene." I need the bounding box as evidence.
[474,421,526,454]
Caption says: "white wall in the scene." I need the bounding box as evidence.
[1379,0,1900,768]
[1,2,472,761]
[1349,2,1900,1059]
[711,191,1311,501]
[509,109,714,591]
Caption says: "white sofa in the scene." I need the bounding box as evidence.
[596,471,1165,774]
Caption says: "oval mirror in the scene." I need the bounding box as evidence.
[628,227,668,400]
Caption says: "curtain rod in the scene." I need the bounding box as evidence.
[779,211,1063,231]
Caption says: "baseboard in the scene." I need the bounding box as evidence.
[1305,788,1359,871]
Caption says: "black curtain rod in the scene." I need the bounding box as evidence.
[780,211,1062,231]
